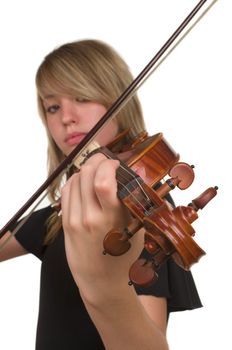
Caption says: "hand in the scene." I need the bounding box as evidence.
[61,152,144,303]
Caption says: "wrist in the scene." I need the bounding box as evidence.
[79,279,137,309]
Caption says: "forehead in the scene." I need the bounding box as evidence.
[39,83,76,100]
[41,94,59,103]
[41,94,73,105]
[42,94,62,100]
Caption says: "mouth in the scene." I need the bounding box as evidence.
[65,132,87,146]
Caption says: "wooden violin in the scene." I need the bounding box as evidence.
[98,131,217,286]
[0,0,218,287]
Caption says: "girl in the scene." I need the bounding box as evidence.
[0,39,201,349]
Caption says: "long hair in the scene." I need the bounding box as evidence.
[35,39,146,243]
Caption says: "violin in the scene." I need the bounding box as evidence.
[100,131,217,287]
[0,0,218,286]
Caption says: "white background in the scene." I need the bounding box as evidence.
[0,0,231,349]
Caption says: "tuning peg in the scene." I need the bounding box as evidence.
[189,186,218,211]
[103,229,132,256]
[128,258,159,287]
[155,162,195,198]
[169,162,195,189]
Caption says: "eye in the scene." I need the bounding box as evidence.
[46,104,60,114]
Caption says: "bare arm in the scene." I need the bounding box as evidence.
[82,292,168,350]
[0,231,28,262]
[62,154,169,350]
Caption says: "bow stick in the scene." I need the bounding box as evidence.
[0,0,218,244]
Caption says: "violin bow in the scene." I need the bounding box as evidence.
[0,0,218,244]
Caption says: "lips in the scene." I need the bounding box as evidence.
[65,132,87,146]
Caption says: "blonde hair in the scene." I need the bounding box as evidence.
[35,39,146,243]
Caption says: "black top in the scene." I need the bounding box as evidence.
[14,206,202,350]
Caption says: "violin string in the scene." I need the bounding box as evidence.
[116,177,149,213]
[0,155,155,250]
[117,164,150,201]
[115,162,155,213]
[119,163,151,201]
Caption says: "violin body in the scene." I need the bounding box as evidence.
[101,132,217,287]
[110,132,180,187]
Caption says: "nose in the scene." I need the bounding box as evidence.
[60,98,79,125]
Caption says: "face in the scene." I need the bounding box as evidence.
[42,95,119,156]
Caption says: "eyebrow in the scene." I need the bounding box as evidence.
[43,94,55,100]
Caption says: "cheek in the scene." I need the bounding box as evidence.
[46,119,61,145]
[96,121,119,146]
[46,118,54,134]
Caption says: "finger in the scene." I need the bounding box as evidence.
[79,154,110,228]
[93,158,120,212]
[61,173,82,232]
[61,177,71,224]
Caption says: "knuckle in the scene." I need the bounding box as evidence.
[94,160,118,192]
[85,152,106,165]
[65,215,82,234]
[82,213,99,232]
[94,176,112,194]
[80,163,92,175]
